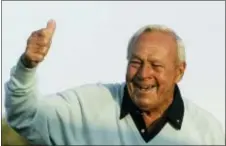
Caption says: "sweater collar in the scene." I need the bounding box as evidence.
[119,84,185,130]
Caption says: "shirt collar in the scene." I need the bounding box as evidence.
[119,84,184,130]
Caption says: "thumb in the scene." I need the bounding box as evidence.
[46,19,56,36]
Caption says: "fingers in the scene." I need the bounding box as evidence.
[26,43,49,56]
[25,51,45,63]
[32,29,53,40]
[28,33,51,48]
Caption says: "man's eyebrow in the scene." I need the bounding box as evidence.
[130,54,164,64]
[149,57,162,63]
[131,54,142,60]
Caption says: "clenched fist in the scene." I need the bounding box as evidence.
[21,19,56,68]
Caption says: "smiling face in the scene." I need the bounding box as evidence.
[126,31,185,112]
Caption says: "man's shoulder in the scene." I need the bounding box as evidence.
[182,97,225,144]
[183,98,219,123]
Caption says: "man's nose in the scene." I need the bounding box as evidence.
[137,64,153,80]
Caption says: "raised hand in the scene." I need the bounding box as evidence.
[21,19,56,68]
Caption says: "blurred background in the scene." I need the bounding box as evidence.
[2,1,225,145]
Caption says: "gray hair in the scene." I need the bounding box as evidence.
[127,24,186,63]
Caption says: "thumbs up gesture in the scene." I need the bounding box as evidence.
[21,19,56,68]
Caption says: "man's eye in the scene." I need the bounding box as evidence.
[132,61,140,64]
[130,61,141,64]
[152,64,162,67]
[129,61,141,68]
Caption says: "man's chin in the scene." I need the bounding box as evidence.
[133,96,159,111]
[134,100,151,111]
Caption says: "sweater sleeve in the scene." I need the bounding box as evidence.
[4,59,82,145]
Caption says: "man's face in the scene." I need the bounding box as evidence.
[126,31,185,111]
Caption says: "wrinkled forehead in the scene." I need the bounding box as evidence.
[135,31,177,52]
[130,31,178,63]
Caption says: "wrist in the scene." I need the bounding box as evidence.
[20,53,37,69]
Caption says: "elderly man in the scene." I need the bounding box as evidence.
[5,20,225,145]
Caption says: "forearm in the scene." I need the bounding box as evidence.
[4,56,75,145]
[4,57,39,130]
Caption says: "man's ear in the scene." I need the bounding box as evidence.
[175,62,186,83]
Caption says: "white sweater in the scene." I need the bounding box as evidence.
[4,60,225,145]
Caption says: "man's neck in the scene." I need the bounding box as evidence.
[141,94,174,128]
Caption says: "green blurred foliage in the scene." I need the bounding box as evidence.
[2,118,29,146]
